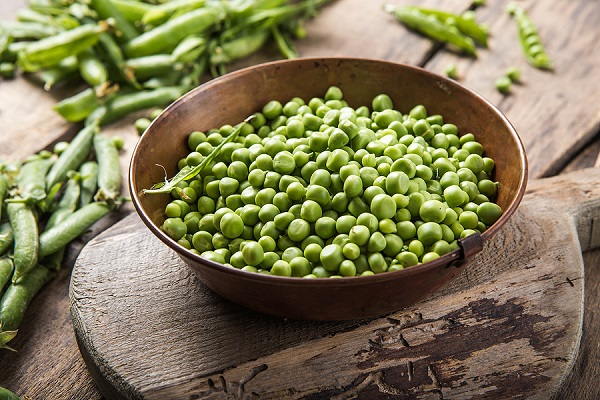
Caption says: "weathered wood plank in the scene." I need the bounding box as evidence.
[69,167,600,399]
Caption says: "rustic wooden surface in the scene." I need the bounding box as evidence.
[0,0,599,399]
[69,167,600,399]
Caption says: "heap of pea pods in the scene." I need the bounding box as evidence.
[156,86,503,278]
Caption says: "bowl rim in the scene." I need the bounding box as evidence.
[129,56,528,286]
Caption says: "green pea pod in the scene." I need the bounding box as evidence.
[6,203,39,283]
[384,4,477,56]
[46,123,98,191]
[39,202,112,257]
[0,222,14,256]
[89,0,139,41]
[78,48,108,89]
[93,133,121,202]
[53,87,100,122]
[125,54,180,81]
[96,32,140,89]
[124,7,222,57]
[0,264,54,332]
[507,3,553,70]
[210,30,270,65]
[11,156,54,204]
[142,0,206,26]
[405,6,488,46]
[79,161,99,208]
[172,34,206,63]
[17,23,106,72]
[0,21,60,40]
[37,55,79,91]
[0,258,14,293]
[98,86,187,125]
[0,174,8,219]
[111,0,155,23]
[0,386,21,399]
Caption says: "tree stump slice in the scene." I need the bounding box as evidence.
[70,168,600,399]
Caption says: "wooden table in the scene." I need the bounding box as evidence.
[0,0,598,398]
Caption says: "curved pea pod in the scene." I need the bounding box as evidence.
[0,21,60,40]
[93,133,121,202]
[17,23,107,72]
[46,124,98,192]
[172,34,207,63]
[53,87,100,122]
[6,203,39,283]
[124,7,222,57]
[0,264,54,332]
[0,222,14,256]
[39,202,112,258]
[384,4,477,56]
[89,0,139,41]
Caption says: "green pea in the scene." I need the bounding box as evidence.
[241,241,264,266]
[287,219,311,242]
[163,217,187,241]
[271,260,292,276]
[372,94,394,111]
[417,222,443,247]
[300,200,322,222]
[370,193,397,220]
[320,243,344,272]
[367,232,387,253]
[219,212,244,239]
[422,252,440,263]
[396,251,419,267]
[477,202,503,226]
[419,200,446,223]
[315,217,337,239]
[368,252,387,273]
[192,230,213,253]
[458,210,479,229]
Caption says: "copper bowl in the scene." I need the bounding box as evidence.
[129,57,527,321]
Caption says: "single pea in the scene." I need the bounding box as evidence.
[477,202,503,226]
[372,94,394,111]
[336,215,357,234]
[370,193,397,220]
[379,219,397,234]
[259,251,280,270]
[310,169,332,188]
[458,210,479,229]
[419,200,446,223]
[271,260,292,276]
[320,243,344,272]
[162,217,187,241]
[305,184,330,207]
[348,197,370,217]
[290,257,312,277]
[326,148,350,172]
[367,232,387,253]
[192,230,213,253]
[273,211,295,231]
[287,219,311,242]
[368,252,387,273]
[300,200,322,222]
[343,175,364,198]
[325,86,343,101]
[314,217,337,239]
[348,224,370,246]
[478,179,498,197]
[417,222,443,247]
[342,242,361,260]
[304,242,323,263]
[422,252,441,263]
[396,251,419,267]
[241,241,265,266]
[338,260,357,277]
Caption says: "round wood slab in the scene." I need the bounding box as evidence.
[69,168,600,399]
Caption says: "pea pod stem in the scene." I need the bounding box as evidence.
[384,4,477,56]
[89,0,139,41]
[0,264,54,332]
[6,203,39,283]
[144,118,249,195]
[39,202,112,257]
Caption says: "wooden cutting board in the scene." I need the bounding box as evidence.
[69,167,600,400]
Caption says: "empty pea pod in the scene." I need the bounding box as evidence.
[6,203,39,283]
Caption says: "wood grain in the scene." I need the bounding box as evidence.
[69,167,600,399]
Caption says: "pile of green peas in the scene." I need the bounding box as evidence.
[160,86,503,278]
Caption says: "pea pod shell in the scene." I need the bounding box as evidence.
[0,264,54,332]
[79,161,99,208]
[53,87,99,122]
[6,203,39,283]
[46,124,98,191]
[0,222,14,256]
[0,258,14,293]
[78,49,108,88]
[17,23,106,72]
[93,133,121,202]
[124,7,221,57]
[39,202,112,257]
[89,0,139,41]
